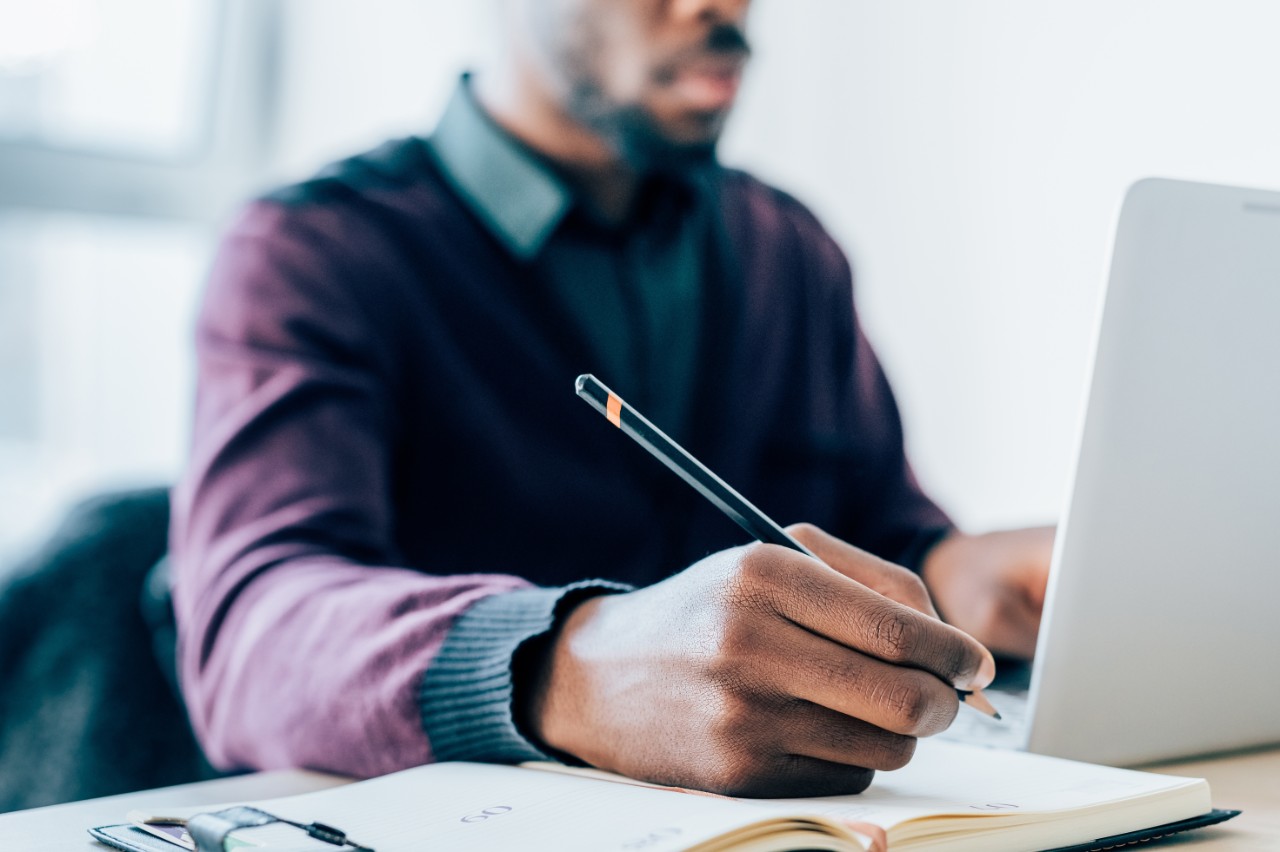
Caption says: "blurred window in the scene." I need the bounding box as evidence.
[0,0,220,158]
[0,213,208,562]
[0,0,271,566]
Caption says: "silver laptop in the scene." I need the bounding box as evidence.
[941,177,1280,766]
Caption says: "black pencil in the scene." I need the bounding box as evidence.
[575,373,1000,720]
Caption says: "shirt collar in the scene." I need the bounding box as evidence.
[426,74,572,261]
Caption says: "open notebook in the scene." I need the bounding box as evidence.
[90,741,1236,852]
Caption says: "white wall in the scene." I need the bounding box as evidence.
[267,1,497,181]
[266,0,1280,532]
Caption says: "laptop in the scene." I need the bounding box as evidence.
[940,177,1280,766]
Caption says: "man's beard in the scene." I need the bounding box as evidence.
[566,89,720,174]
[556,23,750,174]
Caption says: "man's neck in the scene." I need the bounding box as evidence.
[472,70,639,227]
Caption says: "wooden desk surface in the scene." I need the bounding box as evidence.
[1147,748,1280,850]
[1,748,1275,850]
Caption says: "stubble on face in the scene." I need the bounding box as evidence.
[531,0,751,173]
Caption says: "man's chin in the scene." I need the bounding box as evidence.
[614,111,724,173]
[635,138,719,174]
[565,92,725,173]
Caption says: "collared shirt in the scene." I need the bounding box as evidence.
[426,76,705,439]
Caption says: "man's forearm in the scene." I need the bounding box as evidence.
[173,552,532,778]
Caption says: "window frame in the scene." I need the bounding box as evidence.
[0,0,280,224]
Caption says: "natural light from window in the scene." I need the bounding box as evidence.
[0,0,223,566]
[0,0,217,157]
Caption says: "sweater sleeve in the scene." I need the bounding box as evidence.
[790,191,954,572]
[841,313,954,573]
[170,201,616,778]
[716,172,952,573]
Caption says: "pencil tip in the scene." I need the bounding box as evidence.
[958,688,1002,720]
[993,712,1003,721]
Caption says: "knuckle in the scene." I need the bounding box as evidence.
[709,694,756,743]
[704,620,761,682]
[721,615,760,657]
[881,680,931,734]
[727,545,780,601]
[865,605,921,662]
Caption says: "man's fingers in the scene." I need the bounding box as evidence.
[744,543,995,689]
[787,523,939,618]
[779,701,918,772]
[728,754,877,798]
[767,625,959,737]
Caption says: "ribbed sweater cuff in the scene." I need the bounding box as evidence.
[418,580,631,764]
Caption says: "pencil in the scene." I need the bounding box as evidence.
[574,373,1001,720]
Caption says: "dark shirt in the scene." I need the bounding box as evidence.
[428,78,704,437]
[170,95,952,778]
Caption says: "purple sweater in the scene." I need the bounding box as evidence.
[170,137,951,779]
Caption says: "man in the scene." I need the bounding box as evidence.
[171,0,1052,797]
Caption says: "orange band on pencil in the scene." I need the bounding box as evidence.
[606,393,622,427]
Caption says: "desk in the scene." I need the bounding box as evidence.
[0,771,348,851]
[1,748,1276,850]
[1150,748,1280,850]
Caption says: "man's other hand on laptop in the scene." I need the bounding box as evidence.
[921,527,1055,660]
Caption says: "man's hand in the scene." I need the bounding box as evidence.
[524,524,996,797]
[921,527,1055,660]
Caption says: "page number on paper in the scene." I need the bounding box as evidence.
[461,805,513,823]
[969,802,1019,811]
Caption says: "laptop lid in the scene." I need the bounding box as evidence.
[1024,177,1280,766]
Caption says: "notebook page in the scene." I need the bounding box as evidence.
[220,762,856,852]
[741,740,1210,850]
[754,739,1204,822]
[532,739,1209,851]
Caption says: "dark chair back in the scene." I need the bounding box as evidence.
[0,488,215,812]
